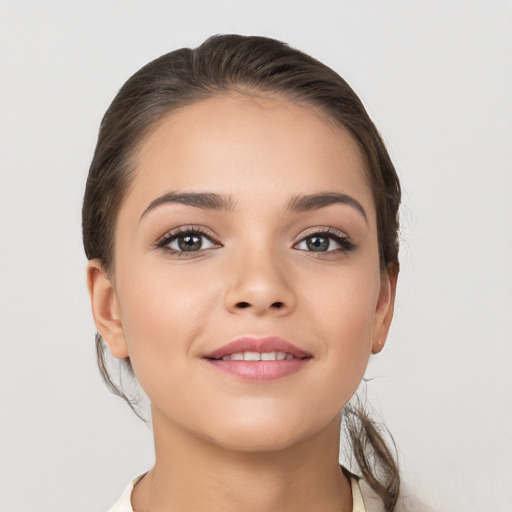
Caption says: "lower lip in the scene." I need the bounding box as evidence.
[206,359,310,381]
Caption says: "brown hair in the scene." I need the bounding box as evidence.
[82,34,401,510]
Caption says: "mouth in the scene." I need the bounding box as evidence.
[203,336,312,381]
[215,351,302,361]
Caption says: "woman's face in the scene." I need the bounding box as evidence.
[89,93,396,451]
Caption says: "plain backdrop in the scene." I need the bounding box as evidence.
[0,1,511,511]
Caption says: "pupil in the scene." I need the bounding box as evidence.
[307,236,329,252]
[178,234,201,251]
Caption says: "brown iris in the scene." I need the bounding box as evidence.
[178,234,202,251]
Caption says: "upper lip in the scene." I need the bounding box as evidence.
[204,336,312,360]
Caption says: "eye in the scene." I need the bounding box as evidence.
[168,233,217,252]
[155,227,220,254]
[295,230,354,253]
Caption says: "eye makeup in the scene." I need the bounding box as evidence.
[152,223,355,259]
[153,225,221,256]
[294,227,355,254]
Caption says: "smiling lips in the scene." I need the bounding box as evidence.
[204,336,312,381]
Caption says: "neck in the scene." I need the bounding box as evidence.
[131,409,353,512]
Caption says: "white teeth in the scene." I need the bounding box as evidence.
[219,351,294,361]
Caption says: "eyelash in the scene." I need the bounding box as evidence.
[295,228,355,254]
[153,226,355,255]
[154,226,220,255]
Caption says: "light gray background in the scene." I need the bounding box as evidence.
[0,1,511,511]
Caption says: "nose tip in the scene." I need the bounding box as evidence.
[225,258,296,316]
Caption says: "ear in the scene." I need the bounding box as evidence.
[371,263,398,354]
[86,259,129,359]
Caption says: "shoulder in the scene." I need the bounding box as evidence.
[107,474,145,512]
[106,482,133,512]
[359,479,437,512]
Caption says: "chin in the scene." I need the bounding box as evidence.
[197,410,331,454]
[209,429,306,453]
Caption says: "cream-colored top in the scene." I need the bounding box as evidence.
[107,474,372,512]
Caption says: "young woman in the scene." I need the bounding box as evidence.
[83,34,403,512]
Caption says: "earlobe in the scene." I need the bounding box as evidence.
[86,260,129,359]
[372,263,398,354]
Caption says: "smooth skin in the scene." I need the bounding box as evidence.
[88,93,396,512]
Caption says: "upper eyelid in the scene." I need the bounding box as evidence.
[295,226,350,240]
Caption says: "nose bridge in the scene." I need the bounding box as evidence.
[225,241,295,315]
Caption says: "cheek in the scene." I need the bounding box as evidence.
[299,262,379,391]
[302,258,380,336]
[115,261,217,378]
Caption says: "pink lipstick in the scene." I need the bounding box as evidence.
[203,336,312,381]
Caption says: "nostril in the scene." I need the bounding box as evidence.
[233,301,285,310]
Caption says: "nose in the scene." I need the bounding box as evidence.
[224,249,296,316]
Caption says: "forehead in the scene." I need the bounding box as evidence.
[123,93,374,217]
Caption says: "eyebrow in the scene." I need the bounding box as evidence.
[139,190,367,223]
[287,192,367,223]
[140,191,236,221]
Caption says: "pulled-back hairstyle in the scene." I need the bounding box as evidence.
[82,34,401,510]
